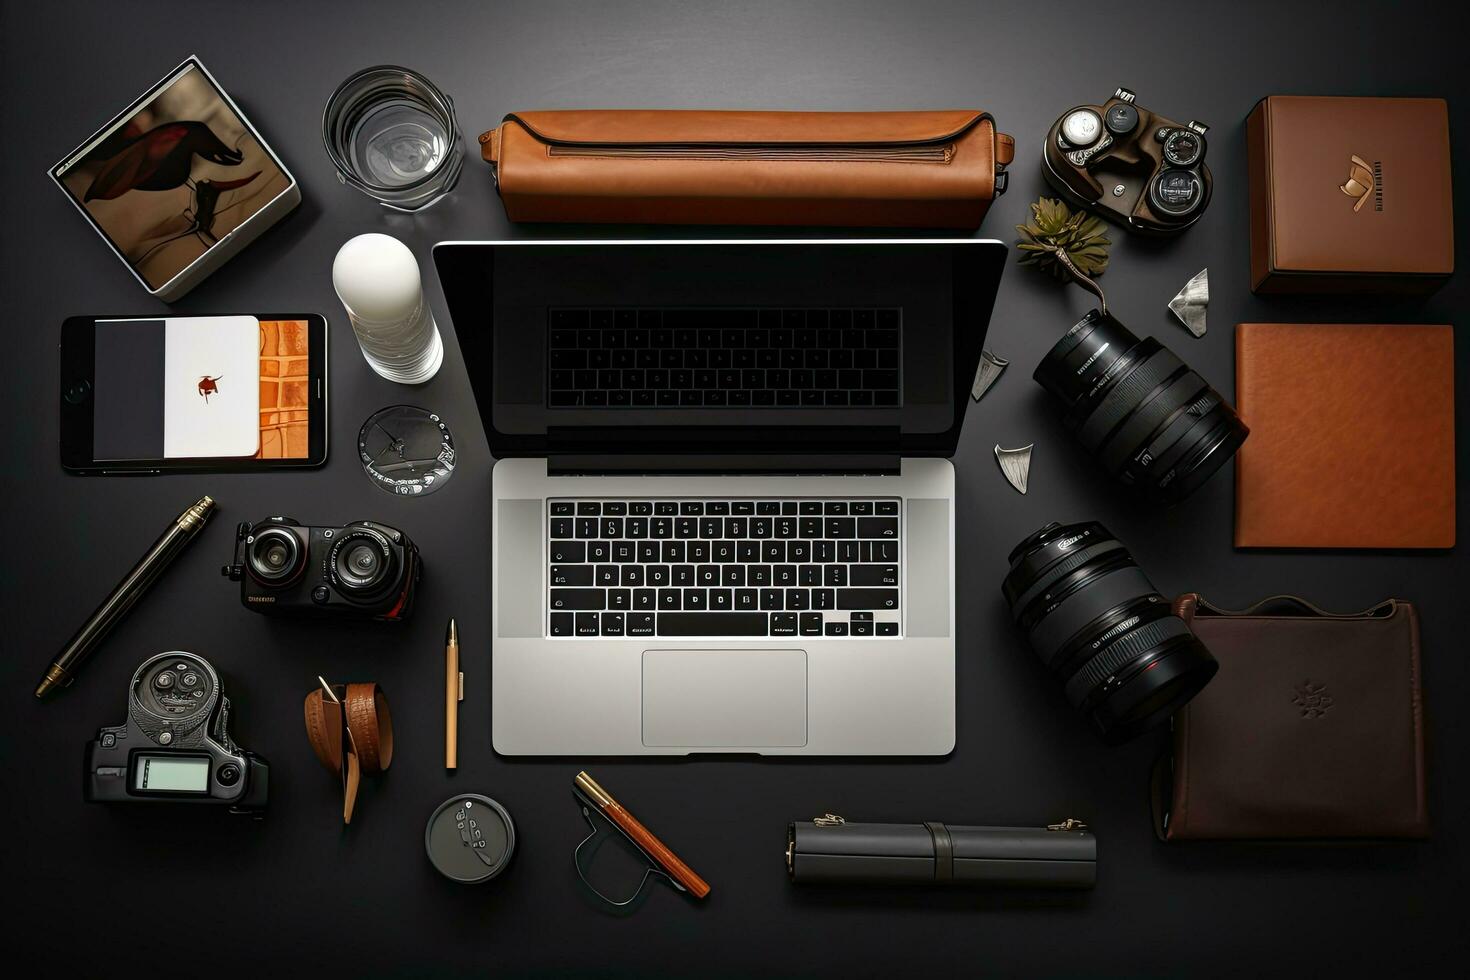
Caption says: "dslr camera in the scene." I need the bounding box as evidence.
[223,517,421,621]
[85,651,268,815]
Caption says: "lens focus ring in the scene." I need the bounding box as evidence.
[1063,615,1192,706]
[1076,346,1184,451]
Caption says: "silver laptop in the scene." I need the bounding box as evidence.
[434,240,1005,755]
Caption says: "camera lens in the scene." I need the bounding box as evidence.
[1002,521,1218,743]
[1149,168,1203,217]
[1034,311,1248,503]
[328,526,399,599]
[246,527,305,586]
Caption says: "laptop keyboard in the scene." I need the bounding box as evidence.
[547,498,901,638]
[546,308,902,408]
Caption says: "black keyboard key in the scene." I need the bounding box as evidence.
[575,613,600,636]
[850,501,873,515]
[837,589,900,610]
[875,501,899,515]
[874,540,899,562]
[712,540,736,562]
[550,565,593,586]
[657,612,770,636]
[786,589,809,610]
[596,565,619,586]
[838,541,861,563]
[577,502,601,515]
[673,565,695,586]
[602,517,624,538]
[824,501,848,515]
[824,565,848,587]
[800,613,823,635]
[608,589,631,610]
[612,541,635,562]
[661,541,685,563]
[630,501,653,515]
[700,518,722,539]
[722,565,746,587]
[850,565,899,587]
[638,542,659,563]
[762,541,785,563]
[550,612,573,636]
[800,565,821,586]
[651,517,672,538]
[825,622,849,636]
[550,518,574,539]
[825,517,856,538]
[750,565,772,586]
[688,541,710,563]
[621,566,644,587]
[799,517,822,538]
[760,588,784,610]
[647,565,670,587]
[601,612,625,636]
[551,589,606,611]
[680,502,704,515]
[658,589,682,610]
[732,501,755,515]
[814,541,835,563]
[626,518,648,539]
[576,517,599,538]
[788,541,810,562]
[877,622,899,636]
[737,541,760,563]
[782,501,799,515]
[851,621,873,637]
[550,541,586,564]
[734,588,758,609]
[799,502,822,515]
[684,589,707,610]
[675,518,698,538]
[774,565,797,586]
[697,565,720,586]
[775,517,798,538]
[813,589,834,610]
[603,502,627,515]
[629,613,656,636]
[751,517,773,538]
[588,541,611,563]
[709,588,732,610]
[757,502,781,515]
[707,502,730,515]
[858,517,899,539]
[550,502,575,516]
[634,589,656,610]
[655,502,679,515]
[770,613,798,636]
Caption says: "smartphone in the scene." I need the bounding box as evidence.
[60,314,328,473]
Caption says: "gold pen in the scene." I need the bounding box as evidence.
[445,618,462,768]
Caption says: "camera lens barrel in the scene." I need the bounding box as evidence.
[1002,521,1217,743]
[1034,311,1248,503]
[246,526,305,586]
[328,525,400,599]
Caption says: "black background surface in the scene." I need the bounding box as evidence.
[2,1,1465,975]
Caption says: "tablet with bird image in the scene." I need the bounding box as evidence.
[51,58,292,293]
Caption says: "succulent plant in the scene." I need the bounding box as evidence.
[1015,197,1111,280]
[1015,197,1114,313]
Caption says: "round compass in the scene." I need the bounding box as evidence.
[358,405,456,497]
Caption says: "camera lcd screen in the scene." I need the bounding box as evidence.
[134,755,210,793]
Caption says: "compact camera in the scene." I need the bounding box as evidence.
[85,651,269,814]
[223,517,421,621]
[1043,87,1212,235]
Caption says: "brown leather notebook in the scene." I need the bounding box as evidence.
[1156,595,1428,841]
[1235,322,1455,549]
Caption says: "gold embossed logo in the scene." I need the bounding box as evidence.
[1340,154,1381,213]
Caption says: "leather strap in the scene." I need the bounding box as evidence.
[304,682,393,824]
[924,821,954,881]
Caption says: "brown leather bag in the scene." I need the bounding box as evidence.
[478,109,1014,227]
[1154,594,1428,841]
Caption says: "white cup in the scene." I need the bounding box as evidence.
[332,233,444,384]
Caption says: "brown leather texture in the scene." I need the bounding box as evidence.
[1248,96,1453,293]
[304,682,393,824]
[480,109,1014,227]
[1234,322,1455,549]
[1159,594,1428,841]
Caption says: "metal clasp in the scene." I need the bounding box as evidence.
[1047,818,1089,832]
[813,813,846,826]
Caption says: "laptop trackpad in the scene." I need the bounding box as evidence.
[642,649,807,748]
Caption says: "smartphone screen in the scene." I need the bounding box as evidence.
[62,314,327,471]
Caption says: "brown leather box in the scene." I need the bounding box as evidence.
[1234,322,1455,549]
[1247,96,1454,293]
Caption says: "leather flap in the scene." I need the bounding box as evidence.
[501,109,994,147]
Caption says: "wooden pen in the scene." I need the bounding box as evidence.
[574,771,711,898]
[445,618,461,768]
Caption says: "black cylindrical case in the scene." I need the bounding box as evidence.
[787,819,1096,888]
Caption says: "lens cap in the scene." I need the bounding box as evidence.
[425,794,516,884]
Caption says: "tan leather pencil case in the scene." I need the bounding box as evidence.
[479,109,1013,228]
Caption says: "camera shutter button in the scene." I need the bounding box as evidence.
[312,585,331,604]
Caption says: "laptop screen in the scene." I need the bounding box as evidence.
[433,241,1003,459]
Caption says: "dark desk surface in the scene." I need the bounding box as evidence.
[3,0,1465,974]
